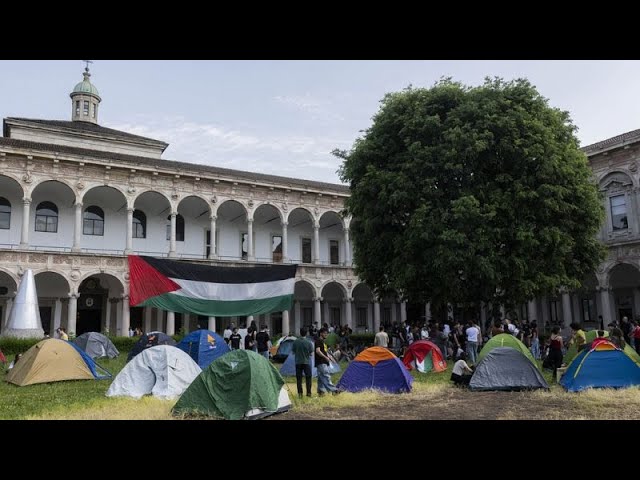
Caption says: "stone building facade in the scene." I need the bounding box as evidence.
[0,67,408,337]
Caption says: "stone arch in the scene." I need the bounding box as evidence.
[133,189,172,208]
[77,273,125,335]
[320,280,348,298]
[295,279,317,299]
[217,200,249,260]
[34,270,71,296]
[81,184,128,204]
[286,206,314,224]
[608,262,640,289]
[319,210,345,229]
[253,203,285,262]
[29,178,78,203]
[253,202,284,223]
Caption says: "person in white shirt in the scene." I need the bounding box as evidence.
[374,326,389,348]
[450,352,474,386]
[223,324,234,345]
[465,322,480,364]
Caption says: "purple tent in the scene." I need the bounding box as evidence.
[336,346,413,393]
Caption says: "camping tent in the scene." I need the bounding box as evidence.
[272,336,296,362]
[173,349,291,420]
[560,339,640,392]
[127,331,176,362]
[269,335,296,359]
[402,340,446,373]
[477,334,536,365]
[5,339,111,386]
[279,350,341,377]
[469,347,548,391]
[74,332,119,359]
[337,347,413,394]
[0,348,5,364]
[107,345,201,399]
[177,329,230,369]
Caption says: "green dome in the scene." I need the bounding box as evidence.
[72,79,100,97]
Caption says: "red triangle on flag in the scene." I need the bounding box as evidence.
[128,255,180,306]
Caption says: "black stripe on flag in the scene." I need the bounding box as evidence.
[140,256,298,283]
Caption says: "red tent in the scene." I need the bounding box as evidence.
[402,340,446,373]
[0,348,6,364]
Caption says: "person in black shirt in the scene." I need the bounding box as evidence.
[256,325,271,359]
[314,328,339,396]
[229,327,242,350]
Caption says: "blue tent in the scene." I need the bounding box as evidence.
[279,351,341,377]
[560,339,640,392]
[177,329,230,369]
[337,347,412,394]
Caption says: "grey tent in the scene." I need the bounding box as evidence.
[74,332,119,359]
[106,345,201,400]
[469,347,549,391]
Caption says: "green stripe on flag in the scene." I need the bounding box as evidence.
[139,293,294,317]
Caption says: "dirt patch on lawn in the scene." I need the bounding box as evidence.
[269,388,572,420]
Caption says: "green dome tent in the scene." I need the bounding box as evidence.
[172,349,291,420]
[477,334,536,366]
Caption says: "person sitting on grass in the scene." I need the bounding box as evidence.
[450,352,474,387]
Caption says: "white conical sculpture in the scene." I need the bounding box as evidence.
[1,269,44,338]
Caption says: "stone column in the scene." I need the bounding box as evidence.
[294,301,301,334]
[282,309,290,336]
[344,298,353,329]
[144,307,152,333]
[425,302,431,321]
[208,316,216,332]
[68,293,78,336]
[209,215,217,259]
[480,302,487,330]
[116,298,123,335]
[166,311,175,335]
[20,197,31,248]
[323,302,330,326]
[183,313,190,334]
[53,298,62,335]
[562,291,573,326]
[373,300,381,332]
[344,228,351,266]
[281,221,288,262]
[313,222,320,264]
[528,300,538,323]
[368,303,373,331]
[541,296,550,330]
[156,308,164,332]
[104,297,112,334]
[400,301,407,323]
[391,302,397,324]
[572,295,581,324]
[169,212,177,258]
[125,207,133,253]
[122,295,130,336]
[247,219,254,261]
[72,202,83,252]
[313,297,322,326]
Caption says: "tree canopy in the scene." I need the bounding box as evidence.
[335,78,606,311]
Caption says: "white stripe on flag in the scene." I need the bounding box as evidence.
[170,277,295,301]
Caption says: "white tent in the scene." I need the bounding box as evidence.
[106,345,201,400]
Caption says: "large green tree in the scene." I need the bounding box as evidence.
[335,78,606,312]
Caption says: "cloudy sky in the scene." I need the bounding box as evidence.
[0,60,638,185]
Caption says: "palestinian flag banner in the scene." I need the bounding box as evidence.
[128,255,297,317]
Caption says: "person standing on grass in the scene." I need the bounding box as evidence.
[315,328,339,396]
[292,327,314,398]
[229,327,242,350]
[374,326,389,348]
[256,324,270,359]
[465,321,480,364]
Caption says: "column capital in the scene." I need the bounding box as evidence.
[210,214,217,221]
[247,217,254,224]
[313,296,323,302]
[281,221,288,227]
[121,294,130,301]
[75,201,83,209]
[68,293,79,300]
[22,197,32,205]
[313,222,320,230]
[127,207,134,213]
[109,297,121,304]
[344,297,353,303]
[344,228,350,235]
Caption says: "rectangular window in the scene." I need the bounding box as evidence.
[241,233,248,260]
[382,307,391,326]
[83,100,90,116]
[272,235,282,263]
[330,239,340,265]
[83,219,104,236]
[302,307,313,327]
[582,298,594,322]
[75,100,80,116]
[357,307,368,328]
[331,307,341,326]
[0,212,9,230]
[549,300,559,323]
[133,222,145,239]
[302,237,312,263]
[35,215,57,233]
[611,194,628,230]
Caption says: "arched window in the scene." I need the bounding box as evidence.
[0,197,11,230]
[35,201,58,233]
[166,214,185,242]
[83,206,104,236]
[133,210,146,239]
